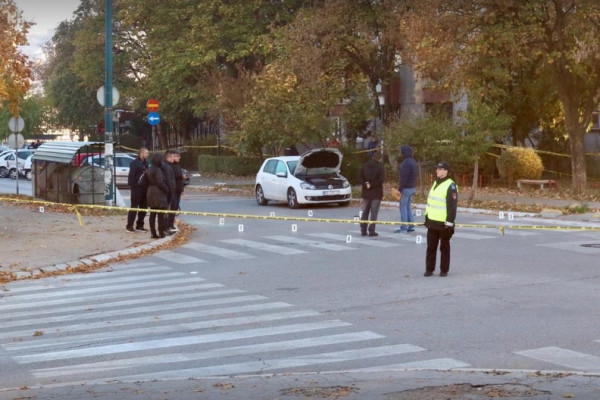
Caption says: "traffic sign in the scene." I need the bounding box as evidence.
[8,133,24,149]
[146,98,159,112]
[97,86,120,107]
[8,116,25,133]
[147,112,161,126]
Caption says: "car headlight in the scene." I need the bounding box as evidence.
[300,182,316,190]
[342,180,350,188]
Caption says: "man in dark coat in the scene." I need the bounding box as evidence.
[161,150,176,235]
[147,153,171,238]
[126,147,149,233]
[167,150,184,232]
[395,145,418,233]
[358,151,385,237]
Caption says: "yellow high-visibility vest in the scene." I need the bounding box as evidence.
[426,179,456,222]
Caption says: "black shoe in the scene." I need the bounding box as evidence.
[126,227,135,233]
[136,227,148,232]
[368,232,378,237]
[440,272,448,277]
[151,234,161,239]
[424,272,433,277]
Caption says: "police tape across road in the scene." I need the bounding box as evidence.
[2,196,600,235]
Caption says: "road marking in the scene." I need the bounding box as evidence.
[307,233,397,247]
[265,235,354,251]
[515,346,600,371]
[104,344,426,381]
[14,320,352,363]
[31,332,385,379]
[182,242,255,259]
[350,358,470,371]
[154,250,206,264]
[222,238,306,255]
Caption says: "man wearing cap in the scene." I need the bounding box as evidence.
[424,162,458,277]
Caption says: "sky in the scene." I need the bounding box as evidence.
[15,0,81,59]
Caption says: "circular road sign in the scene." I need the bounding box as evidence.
[147,112,161,126]
[8,116,25,133]
[96,86,120,107]
[8,133,25,149]
[146,98,159,112]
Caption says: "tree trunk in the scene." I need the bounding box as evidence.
[569,131,587,194]
[469,159,479,201]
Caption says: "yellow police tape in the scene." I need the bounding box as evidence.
[2,196,599,235]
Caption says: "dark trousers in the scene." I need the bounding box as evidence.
[126,188,147,229]
[168,192,181,228]
[360,198,382,234]
[149,207,168,237]
[426,228,452,274]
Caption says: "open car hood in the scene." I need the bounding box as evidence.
[294,148,342,176]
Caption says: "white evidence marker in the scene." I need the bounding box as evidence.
[353,216,359,224]
[499,211,505,219]
[346,235,352,243]
[416,209,421,216]
[219,218,225,225]
[359,211,363,218]
[508,212,514,220]
[308,210,313,217]
[39,206,44,213]
[416,235,422,244]
[291,224,297,232]
[238,224,244,232]
[270,212,275,217]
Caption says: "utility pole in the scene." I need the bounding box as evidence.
[104,0,114,206]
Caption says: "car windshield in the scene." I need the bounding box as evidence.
[286,160,298,174]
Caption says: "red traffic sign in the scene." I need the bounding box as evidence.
[146,98,159,112]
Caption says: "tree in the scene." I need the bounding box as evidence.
[407,0,600,194]
[0,0,32,116]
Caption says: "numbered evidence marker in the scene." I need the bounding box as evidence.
[353,216,359,225]
[219,218,225,225]
[499,211,505,219]
[508,212,514,220]
[415,209,422,217]
[308,210,313,217]
[291,224,297,232]
[270,212,275,217]
[39,206,45,213]
[416,235,422,244]
[238,224,244,232]
[346,235,352,243]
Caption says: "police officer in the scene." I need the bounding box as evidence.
[424,162,458,277]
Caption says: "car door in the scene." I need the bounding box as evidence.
[269,160,290,200]
[114,155,133,186]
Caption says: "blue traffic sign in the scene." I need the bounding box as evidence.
[147,112,160,126]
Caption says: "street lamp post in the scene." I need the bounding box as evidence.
[376,83,385,156]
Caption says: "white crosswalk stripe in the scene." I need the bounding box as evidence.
[182,242,255,259]
[515,346,600,372]
[222,238,307,254]
[265,235,354,251]
[0,265,470,387]
[307,232,397,247]
[154,250,206,263]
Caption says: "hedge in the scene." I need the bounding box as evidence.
[198,155,262,176]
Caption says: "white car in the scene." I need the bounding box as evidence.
[0,149,35,179]
[80,153,136,187]
[19,154,33,180]
[254,148,352,208]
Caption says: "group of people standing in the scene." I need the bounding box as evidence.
[358,145,458,277]
[126,147,185,239]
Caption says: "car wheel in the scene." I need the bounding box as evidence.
[0,167,8,178]
[287,188,300,209]
[338,201,351,207]
[255,185,268,205]
[8,168,17,179]
[25,170,32,181]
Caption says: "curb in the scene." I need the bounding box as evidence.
[10,234,175,281]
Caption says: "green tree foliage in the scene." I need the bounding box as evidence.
[0,0,32,116]
[407,0,600,194]
[496,147,544,187]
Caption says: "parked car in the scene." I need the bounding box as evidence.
[80,153,136,187]
[18,154,33,180]
[0,149,35,178]
[254,148,352,208]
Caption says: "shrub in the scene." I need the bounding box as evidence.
[496,147,543,186]
[198,155,262,176]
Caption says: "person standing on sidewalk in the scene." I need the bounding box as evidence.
[358,151,385,237]
[167,150,184,232]
[126,147,149,233]
[424,162,458,277]
[147,152,170,238]
[395,145,418,233]
[161,150,176,235]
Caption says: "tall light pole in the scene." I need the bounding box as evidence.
[376,83,385,156]
[104,0,114,206]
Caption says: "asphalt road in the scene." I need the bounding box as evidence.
[1,188,599,398]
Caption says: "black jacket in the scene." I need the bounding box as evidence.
[358,158,385,200]
[128,157,149,190]
[147,164,170,209]
[398,145,418,190]
[171,162,184,193]
[425,176,458,230]
[161,161,176,199]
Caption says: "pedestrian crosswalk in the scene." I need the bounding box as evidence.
[0,264,469,387]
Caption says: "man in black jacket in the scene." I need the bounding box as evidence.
[126,147,149,233]
[167,150,184,231]
[161,150,177,235]
[358,151,385,237]
[396,145,418,233]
